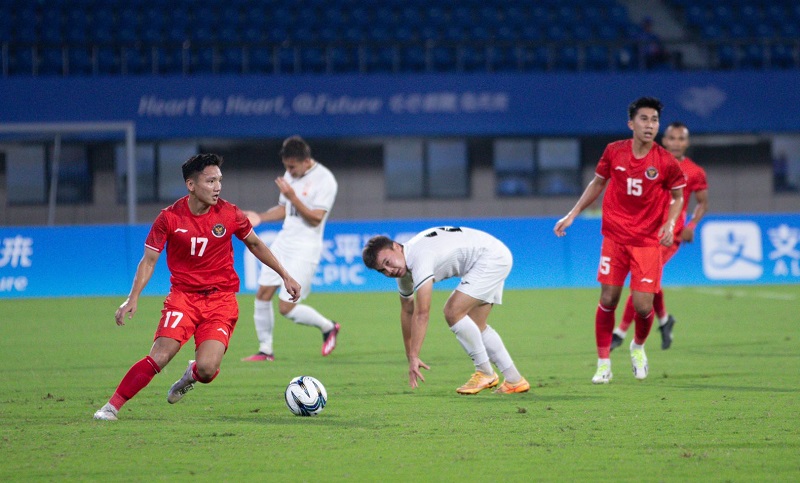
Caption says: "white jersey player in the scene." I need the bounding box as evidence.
[242,136,340,362]
[362,226,530,395]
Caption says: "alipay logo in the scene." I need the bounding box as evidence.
[767,224,800,277]
[701,221,763,280]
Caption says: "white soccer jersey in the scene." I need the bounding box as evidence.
[397,226,508,297]
[271,161,337,260]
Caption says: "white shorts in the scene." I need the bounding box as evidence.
[455,243,513,305]
[257,249,318,303]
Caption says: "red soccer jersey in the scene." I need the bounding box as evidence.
[145,196,253,292]
[672,156,708,236]
[596,139,686,247]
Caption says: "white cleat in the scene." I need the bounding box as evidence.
[167,360,196,404]
[592,362,613,384]
[93,402,119,421]
[630,344,649,380]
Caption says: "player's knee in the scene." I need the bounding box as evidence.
[194,362,220,383]
[279,301,296,317]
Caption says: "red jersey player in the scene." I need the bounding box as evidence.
[94,153,300,420]
[613,122,709,351]
[553,97,686,384]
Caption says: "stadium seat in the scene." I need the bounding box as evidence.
[329,46,358,73]
[488,46,518,72]
[717,44,737,69]
[553,45,578,71]
[460,45,487,72]
[585,44,611,71]
[96,47,121,75]
[431,46,457,72]
[191,47,216,74]
[740,43,765,69]
[248,47,275,74]
[39,48,65,76]
[122,47,153,75]
[276,47,297,74]
[68,48,93,75]
[300,47,327,74]
[9,47,36,75]
[519,45,549,71]
[155,47,185,75]
[769,43,795,69]
[398,46,427,72]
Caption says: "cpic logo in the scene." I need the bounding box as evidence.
[701,221,763,280]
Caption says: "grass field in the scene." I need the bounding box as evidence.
[1,286,798,481]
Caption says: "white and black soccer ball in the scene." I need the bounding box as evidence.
[285,376,327,416]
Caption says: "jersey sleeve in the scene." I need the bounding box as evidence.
[595,145,612,179]
[693,165,709,192]
[312,175,338,212]
[397,273,414,298]
[144,211,170,253]
[665,157,687,191]
[232,204,254,240]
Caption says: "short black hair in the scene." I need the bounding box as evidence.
[628,97,663,120]
[279,136,311,160]
[667,121,688,132]
[362,235,395,270]
[182,153,223,181]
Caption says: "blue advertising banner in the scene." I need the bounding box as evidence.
[1,214,798,299]
[0,71,798,139]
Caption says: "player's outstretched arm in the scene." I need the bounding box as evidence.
[660,188,684,247]
[243,231,301,301]
[115,248,159,326]
[244,205,285,227]
[554,176,607,237]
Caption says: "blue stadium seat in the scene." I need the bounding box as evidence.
[778,23,800,39]
[769,43,795,69]
[460,45,486,72]
[717,44,736,69]
[519,45,549,71]
[585,44,610,71]
[519,24,544,42]
[685,5,707,27]
[122,47,152,75]
[155,47,185,75]
[546,24,567,42]
[276,47,297,74]
[553,45,578,71]
[68,48,93,75]
[399,46,427,72]
[615,45,638,71]
[364,46,395,73]
[191,47,216,74]
[494,25,518,42]
[572,24,592,42]
[740,43,764,69]
[582,6,603,26]
[9,47,36,75]
[487,46,517,72]
[329,46,358,73]
[431,46,457,71]
[39,48,65,75]
[96,47,121,75]
[217,47,243,73]
[596,24,620,41]
[300,47,327,73]
[248,47,274,74]
[40,26,63,45]
[727,23,751,39]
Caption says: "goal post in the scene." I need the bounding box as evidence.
[0,121,137,225]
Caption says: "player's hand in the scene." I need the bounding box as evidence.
[275,177,295,199]
[553,215,573,237]
[244,210,261,227]
[283,276,302,303]
[659,223,675,247]
[114,298,137,326]
[407,357,430,389]
[680,227,695,243]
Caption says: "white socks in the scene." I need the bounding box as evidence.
[285,304,335,333]
[253,299,275,355]
[450,317,492,375]
[613,328,627,338]
[481,325,522,384]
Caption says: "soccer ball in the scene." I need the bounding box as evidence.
[284,376,327,416]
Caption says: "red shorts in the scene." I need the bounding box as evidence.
[154,289,239,351]
[660,240,681,266]
[597,238,662,293]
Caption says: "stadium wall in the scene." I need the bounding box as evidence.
[1,214,798,299]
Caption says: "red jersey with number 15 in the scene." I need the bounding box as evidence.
[596,139,686,247]
[145,196,253,292]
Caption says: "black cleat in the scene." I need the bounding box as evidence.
[659,315,676,350]
[610,333,624,352]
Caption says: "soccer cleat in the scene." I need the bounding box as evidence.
[321,322,340,356]
[241,352,275,362]
[93,402,119,421]
[493,377,531,394]
[610,333,625,351]
[659,315,676,350]
[592,363,613,384]
[456,371,499,395]
[630,345,649,380]
[167,360,196,404]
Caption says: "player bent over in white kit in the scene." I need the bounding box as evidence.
[242,136,340,361]
[362,226,529,394]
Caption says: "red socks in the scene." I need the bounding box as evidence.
[595,303,616,358]
[633,309,655,345]
[109,356,161,410]
[653,290,666,320]
[191,361,219,384]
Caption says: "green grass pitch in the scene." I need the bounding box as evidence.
[1,286,798,481]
